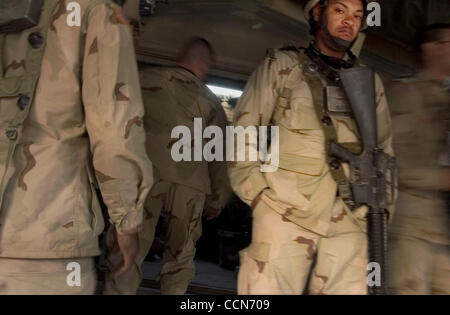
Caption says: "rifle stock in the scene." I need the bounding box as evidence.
[339,67,377,149]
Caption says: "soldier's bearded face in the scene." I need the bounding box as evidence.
[322,0,364,43]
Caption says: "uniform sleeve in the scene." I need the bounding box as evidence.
[205,97,232,209]
[81,3,153,235]
[228,51,288,206]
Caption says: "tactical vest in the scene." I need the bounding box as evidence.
[273,46,363,211]
[0,0,110,208]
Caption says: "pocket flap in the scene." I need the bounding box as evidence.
[278,154,325,176]
[246,242,271,262]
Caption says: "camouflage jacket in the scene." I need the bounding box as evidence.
[229,47,394,235]
[388,73,449,244]
[140,66,230,210]
[0,0,153,258]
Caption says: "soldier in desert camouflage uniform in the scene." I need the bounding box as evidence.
[0,0,152,294]
[229,0,394,294]
[104,38,231,295]
[388,24,450,295]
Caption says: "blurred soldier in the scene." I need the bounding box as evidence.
[229,0,394,294]
[388,23,450,295]
[104,38,231,294]
[0,0,152,294]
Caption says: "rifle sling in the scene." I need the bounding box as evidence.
[295,48,360,211]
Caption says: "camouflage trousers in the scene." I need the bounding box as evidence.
[388,235,450,294]
[0,258,96,295]
[104,179,205,295]
[238,197,368,295]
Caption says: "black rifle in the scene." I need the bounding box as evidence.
[330,67,396,295]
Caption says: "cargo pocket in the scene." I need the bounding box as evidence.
[238,242,271,294]
[247,241,271,263]
[273,96,322,131]
[296,104,323,130]
[309,257,334,295]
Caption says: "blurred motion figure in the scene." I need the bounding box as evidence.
[387,23,450,295]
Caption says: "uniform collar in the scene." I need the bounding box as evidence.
[309,42,356,69]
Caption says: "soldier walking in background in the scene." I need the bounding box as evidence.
[104,38,231,295]
[387,23,450,295]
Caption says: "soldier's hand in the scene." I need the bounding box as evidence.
[203,206,222,220]
[109,230,139,279]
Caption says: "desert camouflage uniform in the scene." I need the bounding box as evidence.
[0,0,153,294]
[104,66,230,294]
[229,47,394,295]
[387,74,450,295]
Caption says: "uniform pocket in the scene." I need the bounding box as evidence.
[296,104,322,130]
[246,242,271,263]
[273,98,322,131]
[237,242,271,295]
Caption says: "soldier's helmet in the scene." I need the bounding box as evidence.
[303,0,371,31]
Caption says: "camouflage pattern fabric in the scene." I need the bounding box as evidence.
[0,257,96,295]
[0,0,153,261]
[238,197,367,294]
